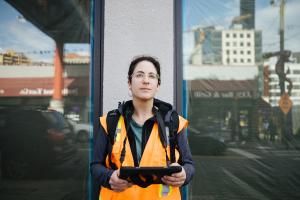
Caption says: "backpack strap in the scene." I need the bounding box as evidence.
[156,109,179,164]
[105,109,120,170]
[155,111,170,165]
[165,110,179,164]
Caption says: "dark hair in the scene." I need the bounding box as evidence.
[128,55,161,85]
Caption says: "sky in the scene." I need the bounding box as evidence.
[0,0,299,63]
[0,1,90,63]
[183,0,300,53]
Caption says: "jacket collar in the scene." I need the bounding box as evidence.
[117,98,174,119]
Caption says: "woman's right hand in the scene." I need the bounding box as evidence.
[109,170,133,192]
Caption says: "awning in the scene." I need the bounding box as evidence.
[189,79,258,99]
[0,77,89,97]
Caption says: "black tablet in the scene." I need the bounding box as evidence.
[119,166,182,185]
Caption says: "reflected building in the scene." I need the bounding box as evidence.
[0,50,31,65]
[240,0,255,29]
[222,26,262,66]
[0,53,90,122]
[266,54,300,134]
[188,25,262,66]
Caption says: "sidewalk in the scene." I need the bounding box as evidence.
[226,138,300,150]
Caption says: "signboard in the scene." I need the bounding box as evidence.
[0,77,88,97]
[193,91,253,99]
[278,92,293,115]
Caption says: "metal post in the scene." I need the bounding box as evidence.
[279,0,285,95]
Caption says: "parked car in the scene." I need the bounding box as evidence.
[188,126,227,155]
[0,108,77,179]
[67,119,91,143]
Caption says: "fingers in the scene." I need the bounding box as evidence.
[109,170,132,192]
[161,176,185,187]
[161,164,186,187]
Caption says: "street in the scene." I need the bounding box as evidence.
[189,144,300,200]
[1,143,300,200]
[0,143,90,200]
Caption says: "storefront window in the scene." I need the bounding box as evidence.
[183,0,300,199]
[0,0,92,199]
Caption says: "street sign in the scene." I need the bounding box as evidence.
[278,92,293,115]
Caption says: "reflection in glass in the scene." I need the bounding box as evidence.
[0,1,91,199]
[183,0,300,199]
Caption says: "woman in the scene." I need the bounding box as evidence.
[91,56,194,200]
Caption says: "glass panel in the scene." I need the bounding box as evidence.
[0,0,91,199]
[183,0,300,199]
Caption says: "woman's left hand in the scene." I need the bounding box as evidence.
[161,163,186,187]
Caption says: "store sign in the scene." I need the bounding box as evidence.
[18,88,79,96]
[0,77,88,97]
[194,91,252,99]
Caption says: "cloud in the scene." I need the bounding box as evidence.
[1,19,55,62]
[256,1,300,53]
[6,20,54,51]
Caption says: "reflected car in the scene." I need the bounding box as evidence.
[67,119,91,143]
[188,126,227,155]
[0,108,77,179]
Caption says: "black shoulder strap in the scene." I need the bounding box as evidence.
[105,109,120,170]
[165,110,179,164]
[106,109,120,145]
[156,109,180,164]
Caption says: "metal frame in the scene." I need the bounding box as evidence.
[174,0,183,115]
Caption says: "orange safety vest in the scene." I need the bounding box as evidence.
[99,114,188,200]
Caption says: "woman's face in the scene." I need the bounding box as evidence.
[128,60,160,101]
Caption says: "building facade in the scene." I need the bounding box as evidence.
[222,28,262,66]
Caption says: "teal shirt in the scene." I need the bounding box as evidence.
[130,119,143,163]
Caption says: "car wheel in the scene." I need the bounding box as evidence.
[77,130,88,143]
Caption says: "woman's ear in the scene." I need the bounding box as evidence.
[156,84,160,92]
[128,81,132,90]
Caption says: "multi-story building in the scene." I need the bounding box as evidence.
[188,26,262,66]
[268,62,300,106]
[240,0,255,29]
[0,50,31,65]
[222,26,262,66]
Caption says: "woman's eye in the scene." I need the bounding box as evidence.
[149,74,156,79]
[136,73,144,78]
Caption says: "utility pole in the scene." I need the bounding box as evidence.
[279,0,285,94]
[278,0,293,148]
[264,0,293,148]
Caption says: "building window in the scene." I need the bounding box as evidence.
[247,42,251,47]
[240,50,244,55]
[247,50,251,55]
[227,58,230,64]
[240,33,244,38]
[226,33,230,38]
[226,42,230,46]
[233,50,237,54]
[240,42,244,47]
[233,42,237,47]
[226,50,230,55]
[233,33,237,38]
[233,58,237,63]
[247,33,251,38]
[293,70,300,74]
[241,58,244,63]
[247,58,251,63]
